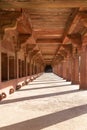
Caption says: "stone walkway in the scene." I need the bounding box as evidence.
[0,73,87,130]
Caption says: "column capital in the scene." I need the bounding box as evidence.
[67,33,82,48]
[18,33,31,47]
[82,44,87,52]
[0,9,22,39]
[62,44,72,57]
[26,44,36,53]
[79,11,87,27]
[59,48,67,58]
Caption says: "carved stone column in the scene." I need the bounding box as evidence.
[67,33,82,84]
[57,63,63,77]
[62,44,72,81]
[80,38,87,89]
[71,56,79,84]
[57,64,59,75]
[74,54,79,84]
[66,57,72,81]
[36,63,39,74]
[24,53,27,77]
[71,47,79,84]
[26,54,30,77]
[60,62,63,78]
[32,60,35,75]
[14,46,19,79]
[71,56,75,84]
[62,60,67,79]
[0,9,21,82]
[54,64,57,75]
[29,59,33,76]
[9,56,15,80]
[0,36,2,82]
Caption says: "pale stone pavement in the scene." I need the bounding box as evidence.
[0,73,87,130]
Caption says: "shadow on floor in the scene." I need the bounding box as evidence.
[30,80,66,85]
[33,79,63,81]
[18,84,74,92]
[0,89,79,105]
[1,104,87,130]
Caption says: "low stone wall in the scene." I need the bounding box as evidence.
[0,73,43,101]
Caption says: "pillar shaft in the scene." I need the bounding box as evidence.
[9,56,15,80]
[80,45,87,89]
[0,36,1,82]
[62,60,67,79]
[29,59,32,76]
[66,58,72,81]
[71,55,79,84]
[14,48,19,79]
[75,55,79,84]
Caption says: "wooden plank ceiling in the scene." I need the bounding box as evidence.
[1,0,87,65]
[24,7,77,64]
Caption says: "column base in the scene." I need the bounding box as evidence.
[80,85,87,90]
[71,81,79,85]
[66,79,71,82]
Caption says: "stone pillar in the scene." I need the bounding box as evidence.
[9,56,15,80]
[41,65,44,73]
[24,54,27,77]
[0,35,6,82]
[0,36,2,82]
[1,52,8,82]
[38,64,40,73]
[71,56,75,84]
[71,54,79,84]
[30,60,33,76]
[58,62,63,77]
[62,60,67,80]
[40,64,42,73]
[34,62,36,74]
[32,61,34,75]
[39,64,41,73]
[26,59,28,77]
[74,55,79,84]
[14,48,19,79]
[61,62,63,77]
[66,57,72,81]
[7,54,9,81]
[19,59,22,78]
[55,65,57,74]
[27,62,30,76]
[35,63,37,74]
[66,58,69,81]
[22,60,25,77]
[36,63,38,73]
[57,64,60,76]
[80,44,87,89]
[67,33,82,84]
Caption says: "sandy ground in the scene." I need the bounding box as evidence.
[0,73,87,130]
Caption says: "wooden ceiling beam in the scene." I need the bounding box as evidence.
[36,38,62,43]
[38,44,59,47]
[1,1,87,9]
[63,10,87,44]
[62,8,79,42]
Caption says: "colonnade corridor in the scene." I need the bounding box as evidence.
[0,73,87,130]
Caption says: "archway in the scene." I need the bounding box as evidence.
[44,65,53,73]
